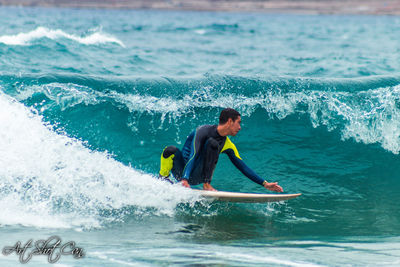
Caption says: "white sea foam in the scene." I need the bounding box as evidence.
[194,29,207,35]
[0,26,125,47]
[104,247,325,267]
[214,252,325,267]
[0,92,199,229]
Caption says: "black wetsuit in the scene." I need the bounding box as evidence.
[160,124,265,186]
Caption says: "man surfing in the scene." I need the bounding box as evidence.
[158,108,283,192]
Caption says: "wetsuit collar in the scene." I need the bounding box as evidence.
[215,124,224,137]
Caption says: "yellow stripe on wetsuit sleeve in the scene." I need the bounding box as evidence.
[221,137,242,160]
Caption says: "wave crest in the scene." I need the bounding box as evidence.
[0,26,125,47]
[3,73,400,155]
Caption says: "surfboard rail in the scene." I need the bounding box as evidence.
[193,189,301,203]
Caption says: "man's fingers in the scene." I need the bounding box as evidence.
[270,183,283,192]
[265,182,284,192]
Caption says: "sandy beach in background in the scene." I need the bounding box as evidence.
[0,0,400,15]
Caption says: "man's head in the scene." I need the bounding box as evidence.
[218,108,241,136]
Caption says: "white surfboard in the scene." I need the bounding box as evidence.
[194,190,301,203]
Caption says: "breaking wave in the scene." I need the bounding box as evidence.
[0,26,125,47]
[0,92,200,229]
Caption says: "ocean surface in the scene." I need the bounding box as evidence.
[1,6,400,266]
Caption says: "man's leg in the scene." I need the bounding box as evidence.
[159,146,184,183]
[188,138,219,186]
[202,138,219,184]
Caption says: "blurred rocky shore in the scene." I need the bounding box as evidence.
[1,0,400,15]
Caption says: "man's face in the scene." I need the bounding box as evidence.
[229,116,241,136]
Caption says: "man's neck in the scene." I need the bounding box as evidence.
[217,124,229,137]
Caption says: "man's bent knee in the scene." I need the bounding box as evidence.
[160,146,177,177]
[163,146,177,158]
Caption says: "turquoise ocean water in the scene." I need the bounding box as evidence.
[1,6,400,266]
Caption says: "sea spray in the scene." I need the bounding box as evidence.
[0,92,200,229]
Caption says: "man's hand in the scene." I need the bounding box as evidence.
[263,182,283,193]
[181,179,190,188]
[203,183,217,191]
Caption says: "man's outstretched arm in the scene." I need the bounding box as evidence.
[223,139,283,192]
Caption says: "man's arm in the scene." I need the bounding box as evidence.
[222,138,283,192]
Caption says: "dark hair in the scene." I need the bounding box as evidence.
[219,108,241,124]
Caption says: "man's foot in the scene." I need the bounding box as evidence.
[203,183,217,191]
[181,179,190,188]
[158,174,173,184]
